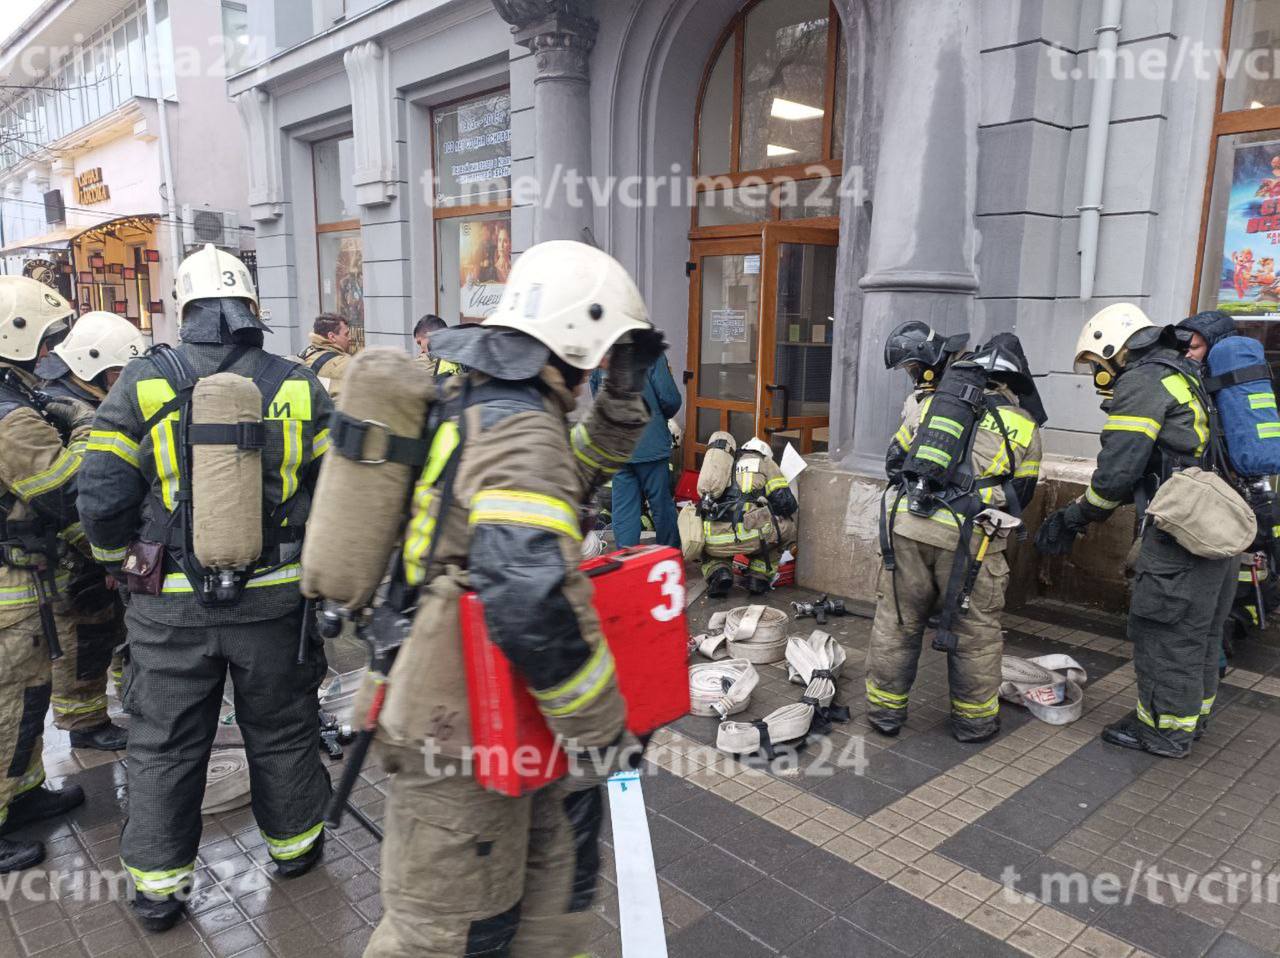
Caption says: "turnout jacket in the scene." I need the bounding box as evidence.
[886,388,932,479]
[0,362,87,628]
[296,333,354,400]
[888,385,1042,552]
[373,358,649,766]
[77,343,334,625]
[1077,347,1209,524]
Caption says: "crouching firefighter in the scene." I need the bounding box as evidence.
[866,334,1045,743]
[36,311,145,750]
[691,435,798,597]
[1036,304,1237,759]
[301,240,662,957]
[77,245,335,931]
[884,320,970,480]
[0,277,92,873]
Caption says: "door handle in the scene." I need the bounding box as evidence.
[683,370,694,385]
[765,383,789,431]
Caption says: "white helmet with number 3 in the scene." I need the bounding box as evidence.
[54,311,146,381]
[484,240,650,370]
[174,243,259,316]
[0,276,73,363]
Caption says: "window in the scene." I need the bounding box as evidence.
[431,90,512,325]
[221,2,252,75]
[313,135,365,347]
[1195,1,1280,369]
[693,0,846,231]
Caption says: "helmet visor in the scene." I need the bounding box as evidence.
[183,297,267,333]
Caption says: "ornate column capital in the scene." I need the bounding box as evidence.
[343,40,398,206]
[233,86,284,221]
[493,0,597,82]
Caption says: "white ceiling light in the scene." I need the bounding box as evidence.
[771,97,824,121]
[767,144,798,157]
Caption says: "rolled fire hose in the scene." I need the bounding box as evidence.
[202,748,252,814]
[785,630,847,708]
[999,654,1088,725]
[689,659,759,718]
[691,605,789,663]
[717,703,815,756]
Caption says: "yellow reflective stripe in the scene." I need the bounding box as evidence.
[279,419,303,502]
[866,678,908,710]
[136,378,178,422]
[51,695,107,717]
[0,584,39,607]
[571,423,628,465]
[1238,569,1255,583]
[137,379,181,511]
[1014,460,1040,479]
[1136,699,1196,731]
[1102,415,1160,441]
[311,427,331,460]
[894,499,961,528]
[126,863,194,895]
[915,446,952,467]
[703,521,761,545]
[438,359,461,376]
[14,758,44,798]
[470,490,582,541]
[12,446,81,500]
[1201,696,1216,716]
[262,822,323,861]
[402,421,463,586]
[765,475,789,494]
[952,695,1000,719]
[929,416,965,439]
[62,522,85,546]
[1258,423,1280,439]
[265,380,312,422]
[980,408,1036,448]
[532,641,616,717]
[87,430,140,469]
[91,544,128,564]
[1161,374,1207,452]
[893,423,913,449]
[1248,393,1277,410]
[1085,485,1121,510]
[1136,700,1155,728]
[160,563,301,594]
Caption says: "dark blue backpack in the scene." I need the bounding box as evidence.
[1205,336,1280,478]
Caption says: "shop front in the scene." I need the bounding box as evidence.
[70,215,162,333]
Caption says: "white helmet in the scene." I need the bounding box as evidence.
[741,437,774,459]
[174,244,259,317]
[55,311,146,381]
[0,276,73,363]
[484,241,650,370]
[1074,303,1159,377]
[667,418,683,446]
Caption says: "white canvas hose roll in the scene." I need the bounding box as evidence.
[716,703,814,756]
[785,630,847,708]
[691,605,789,663]
[689,659,759,718]
[999,654,1088,725]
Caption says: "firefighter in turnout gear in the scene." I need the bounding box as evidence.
[0,277,91,874]
[319,241,659,957]
[884,320,970,481]
[1037,304,1236,759]
[297,312,356,399]
[35,311,145,750]
[77,245,335,930]
[866,334,1044,743]
[694,437,798,598]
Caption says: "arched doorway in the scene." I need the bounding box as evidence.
[684,0,846,470]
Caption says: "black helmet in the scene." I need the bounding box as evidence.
[969,332,1048,426]
[1177,311,1235,350]
[884,321,969,384]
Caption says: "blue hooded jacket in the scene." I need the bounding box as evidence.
[589,357,682,463]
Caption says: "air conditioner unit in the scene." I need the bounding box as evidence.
[180,205,240,250]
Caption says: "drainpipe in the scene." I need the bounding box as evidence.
[145,0,182,320]
[1079,0,1123,301]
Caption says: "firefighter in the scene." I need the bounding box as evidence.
[866,334,1043,743]
[0,277,92,873]
[1177,310,1235,365]
[413,314,462,376]
[78,245,334,930]
[884,320,969,480]
[297,312,357,398]
[36,311,145,750]
[348,241,660,957]
[1037,304,1236,758]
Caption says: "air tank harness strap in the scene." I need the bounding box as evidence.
[328,413,432,467]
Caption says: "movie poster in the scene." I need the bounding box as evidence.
[458,217,512,323]
[1215,140,1280,318]
[335,236,365,347]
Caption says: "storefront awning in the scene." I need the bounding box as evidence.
[72,214,160,247]
[0,224,80,255]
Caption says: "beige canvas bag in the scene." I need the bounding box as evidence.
[1146,468,1256,559]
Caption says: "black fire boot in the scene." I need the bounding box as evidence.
[745,574,771,595]
[867,714,903,737]
[70,721,128,751]
[1100,713,1143,751]
[275,830,325,880]
[0,838,45,874]
[0,784,85,834]
[951,716,1000,744]
[706,567,734,599]
[132,894,185,933]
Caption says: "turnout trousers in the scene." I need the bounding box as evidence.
[365,772,604,958]
[864,534,1009,740]
[120,604,330,898]
[52,571,126,732]
[1128,528,1237,753]
[0,614,52,827]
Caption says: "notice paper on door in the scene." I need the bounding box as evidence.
[781,443,807,495]
[710,308,748,343]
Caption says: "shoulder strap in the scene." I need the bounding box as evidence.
[1203,364,1273,393]
[252,354,298,418]
[142,345,199,431]
[309,352,340,375]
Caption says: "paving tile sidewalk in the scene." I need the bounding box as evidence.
[4,586,1280,958]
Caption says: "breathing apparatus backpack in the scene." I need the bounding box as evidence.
[1203,336,1280,479]
[898,361,990,517]
[142,345,299,607]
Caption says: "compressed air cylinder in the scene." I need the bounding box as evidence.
[302,349,435,611]
[191,373,263,571]
[698,431,737,500]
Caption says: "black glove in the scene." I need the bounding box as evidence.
[43,397,95,436]
[605,329,668,397]
[1035,504,1088,556]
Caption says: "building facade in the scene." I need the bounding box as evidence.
[229,0,1275,609]
[0,0,254,344]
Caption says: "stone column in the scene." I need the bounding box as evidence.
[494,0,597,243]
[842,0,980,475]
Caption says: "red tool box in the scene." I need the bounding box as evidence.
[461,546,691,796]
